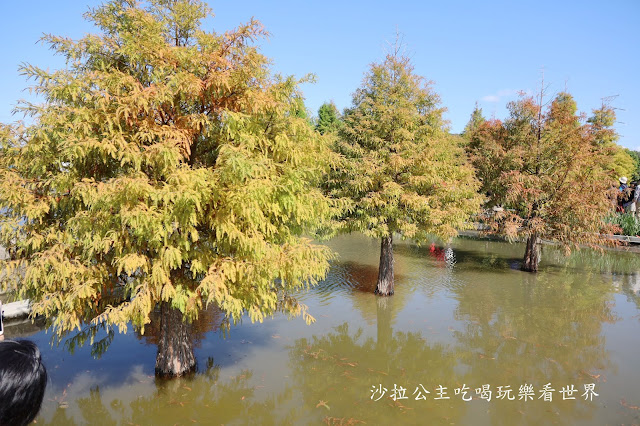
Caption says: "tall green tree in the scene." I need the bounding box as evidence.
[328,51,482,295]
[625,149,640,181]
[0,0,332,376]
[315,101,342,135]
[462,102,486,138]
[588,102,636,179]
[468,91,618,272]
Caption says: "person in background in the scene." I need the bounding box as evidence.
[624,180,637,213]
[0,340,48,426]
[632,180,640,221]
[619,176,628,191]
[617,176,629,212]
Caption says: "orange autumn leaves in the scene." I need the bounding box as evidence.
[467,92,620,268]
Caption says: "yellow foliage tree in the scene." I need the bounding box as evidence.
[0,0,332,376]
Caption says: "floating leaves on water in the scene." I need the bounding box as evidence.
[323,417,365,425]
[316,400,330,410]
[477,353,495,360]
[580,370,602,382]
[621,399,640,410]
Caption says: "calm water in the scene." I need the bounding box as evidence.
[5,234,640,425]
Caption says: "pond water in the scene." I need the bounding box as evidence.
[5,234,640,425]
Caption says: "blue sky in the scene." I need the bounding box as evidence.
[1,1,638,148]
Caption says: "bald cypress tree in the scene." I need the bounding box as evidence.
[463,102,486,138]
[0,0,332,376]
[588,102,636,180]
[468,91,618,272]
[316,102,342,135]
[328,51,482,296]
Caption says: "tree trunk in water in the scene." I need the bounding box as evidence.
[522,233,541,273]
[155,301,196,377]
[375,234,394,296]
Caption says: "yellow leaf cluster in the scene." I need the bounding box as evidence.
[0,0,333,339]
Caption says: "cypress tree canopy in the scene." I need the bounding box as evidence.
[0,0,333,338]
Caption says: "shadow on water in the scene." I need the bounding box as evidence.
[307,260,424,331]
[15,303,291,396]
[452,234,640,276]
[313,261,380,296]
[312,260,410,295]
[399,235,640,278]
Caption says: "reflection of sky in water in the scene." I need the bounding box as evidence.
[6,234,640,425]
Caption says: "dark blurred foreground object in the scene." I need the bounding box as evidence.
[0,340,48,426]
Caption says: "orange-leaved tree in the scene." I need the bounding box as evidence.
[467,90,618,272]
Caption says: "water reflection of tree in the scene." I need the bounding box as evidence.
[608,272,640,312]
[40,319,463,425]
[40,362,299,425]
[449,269,616,425]
[336,261,410,326]
[288,315,465,424]
[545,245,640,275]
[37,236,634,424]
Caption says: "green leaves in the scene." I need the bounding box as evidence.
[316,102,342,135]
[329,52,482,243]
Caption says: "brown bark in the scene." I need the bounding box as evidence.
[375,234,394,296]
[522,233,541,272]
[155,301,196,377]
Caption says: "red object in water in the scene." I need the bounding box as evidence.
[429,243,446,261]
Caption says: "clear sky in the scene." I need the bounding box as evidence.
[1,1,638,148]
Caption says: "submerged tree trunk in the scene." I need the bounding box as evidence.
[155,301,196,377]
[522,232,541,273]
[375,234,394,296]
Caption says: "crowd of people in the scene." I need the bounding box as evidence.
[617,176,640,216]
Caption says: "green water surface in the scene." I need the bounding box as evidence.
[5,234,640,425]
